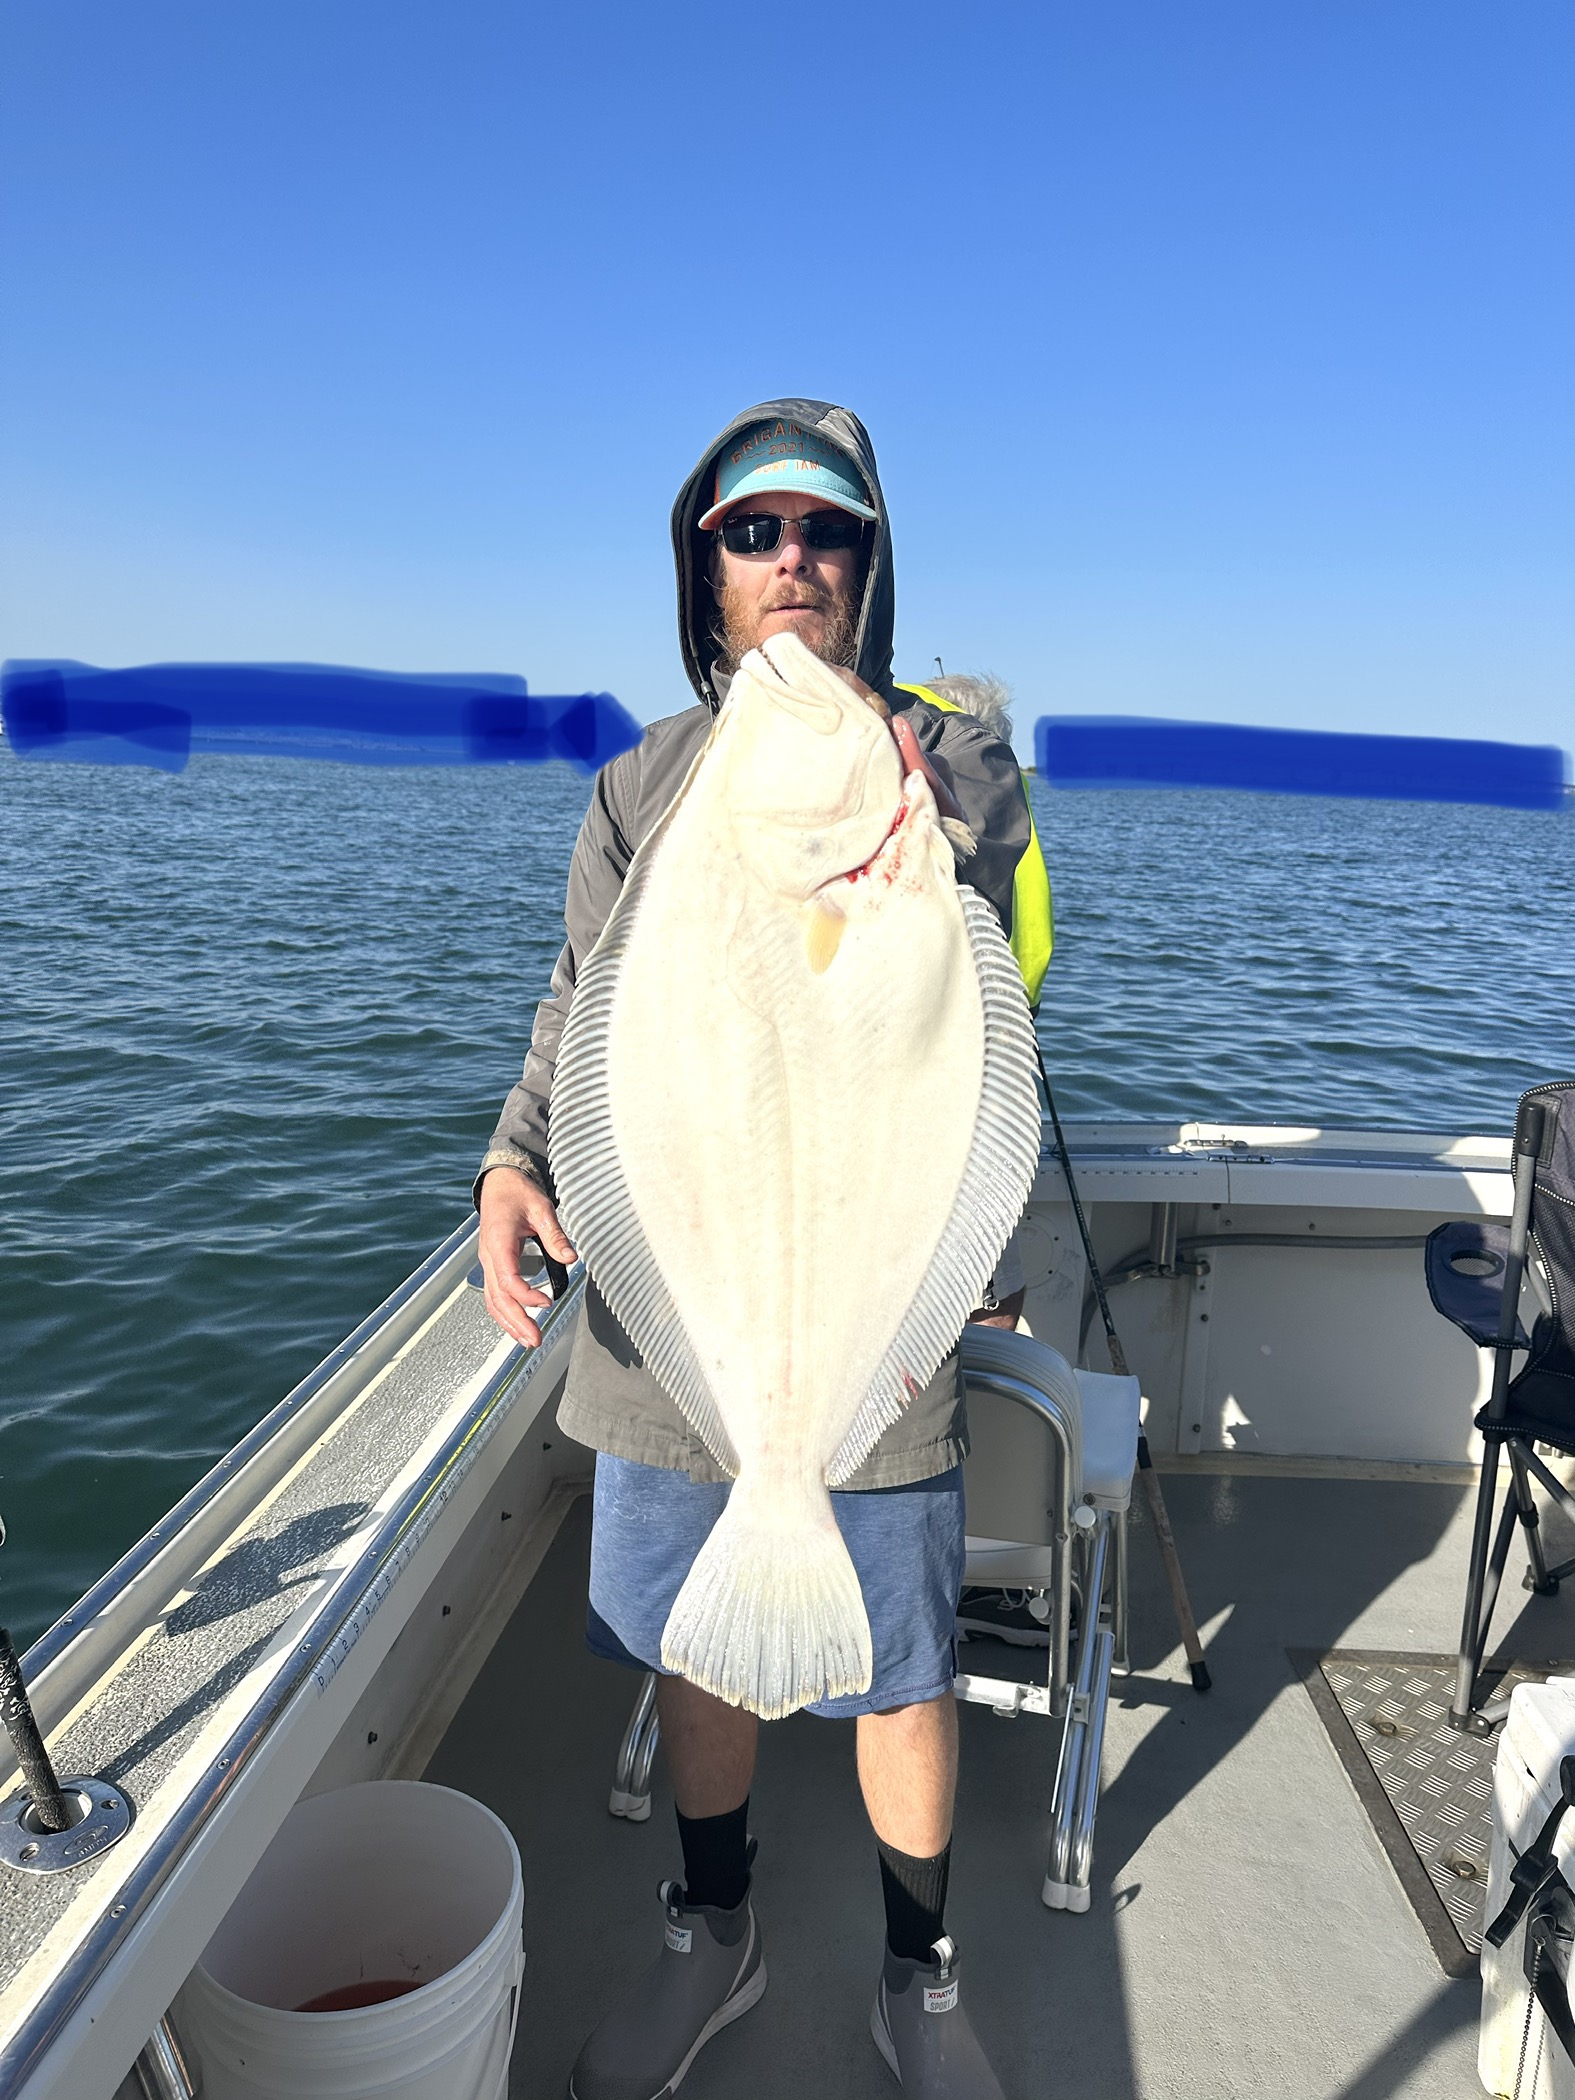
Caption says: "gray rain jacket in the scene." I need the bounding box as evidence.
[478,398,1033,1487]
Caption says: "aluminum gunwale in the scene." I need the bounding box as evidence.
[20,1216,481,1692]
[0,1265,584,2100]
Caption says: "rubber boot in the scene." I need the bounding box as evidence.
[871,1936,1006,2098]
[569,1868,765,2100]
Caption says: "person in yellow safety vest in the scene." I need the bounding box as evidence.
[893,676,1053,1011]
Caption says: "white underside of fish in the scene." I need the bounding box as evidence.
[550,634,1041,1717]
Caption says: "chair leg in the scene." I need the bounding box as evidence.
[1112,1508,1131,1677]
[1069,1629,1115,1895]
[1479,1478,1523,1643]
[609,1670,660,1820]
[1044,1517,1112,1913]
[1512,1444,1575,1584]
[630,1689,662,1806]
[1451,1444,1514,1729]
[1509,1444,1559,1594]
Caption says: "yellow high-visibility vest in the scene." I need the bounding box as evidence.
[894,682,1053,1008]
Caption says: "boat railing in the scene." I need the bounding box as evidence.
[18,1217,486,1721]
[0,1228,586,2100]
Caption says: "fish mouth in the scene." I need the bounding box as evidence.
[752,637,826,688]
[749,645,947,822]
[751,642,951,866]
[740,634,915,891]
[753,633,883,711]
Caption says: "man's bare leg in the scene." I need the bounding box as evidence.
[657,1675,758,1816]
[856,1693,957,1855]
[570,1678,764,2098]
[859,1694,1004,2096]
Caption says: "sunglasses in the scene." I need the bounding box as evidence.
[715,509,867,557]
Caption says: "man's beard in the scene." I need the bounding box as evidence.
[712,576,859,679]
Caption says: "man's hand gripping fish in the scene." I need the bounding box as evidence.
[550,631,1041,1718]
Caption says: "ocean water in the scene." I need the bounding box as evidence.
[1,747,1571,1645]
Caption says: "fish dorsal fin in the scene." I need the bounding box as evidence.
[549,736,741,1476]
[825,885,1041,1484]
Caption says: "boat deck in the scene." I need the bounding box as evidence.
[428,1468,1575,2100]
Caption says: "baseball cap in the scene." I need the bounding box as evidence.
[698,418,877,531]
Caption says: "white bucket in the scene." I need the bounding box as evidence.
[177,1781,524,2100]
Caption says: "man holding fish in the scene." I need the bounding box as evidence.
[478,402,1047,2100]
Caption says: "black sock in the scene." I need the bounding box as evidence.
[877,1837,951,1961]
[675,1800,750,1911]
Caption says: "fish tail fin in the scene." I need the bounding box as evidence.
[660,1489,872,1720]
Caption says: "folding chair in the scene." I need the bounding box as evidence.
[1424,1080,1575,1733]
[954,1325,1140,1911]
[606,1329,1141,1916]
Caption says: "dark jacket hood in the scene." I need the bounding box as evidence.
[671,399,895,713]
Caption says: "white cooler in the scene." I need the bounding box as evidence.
[1481,1678,1575,2099]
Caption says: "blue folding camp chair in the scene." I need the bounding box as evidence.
[1425,1080,1575,1732]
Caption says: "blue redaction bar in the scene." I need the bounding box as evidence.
[0,660,643,775]
[1033,716,1572,812]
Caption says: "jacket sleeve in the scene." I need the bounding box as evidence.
[921,709,1032,938]
[473,744,642,1204]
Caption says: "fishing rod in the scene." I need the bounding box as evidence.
[0,1513,75,1833]
[1032,1046,1213,1693]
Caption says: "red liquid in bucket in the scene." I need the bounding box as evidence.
[296,1979,424,2013]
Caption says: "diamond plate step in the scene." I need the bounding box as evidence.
[1297,1650,1574,1975]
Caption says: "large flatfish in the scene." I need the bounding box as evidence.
[549,630,1040,1718]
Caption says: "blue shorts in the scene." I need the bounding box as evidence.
[586,1454,966,1718]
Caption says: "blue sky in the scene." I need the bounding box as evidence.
[2,3,1570,758]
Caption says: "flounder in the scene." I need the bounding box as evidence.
[549,630,1041,1718]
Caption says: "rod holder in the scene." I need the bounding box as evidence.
[0,1777,134,1873]
[0,1626,133,1873]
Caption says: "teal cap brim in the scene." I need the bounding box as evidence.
[698,421,877,529]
